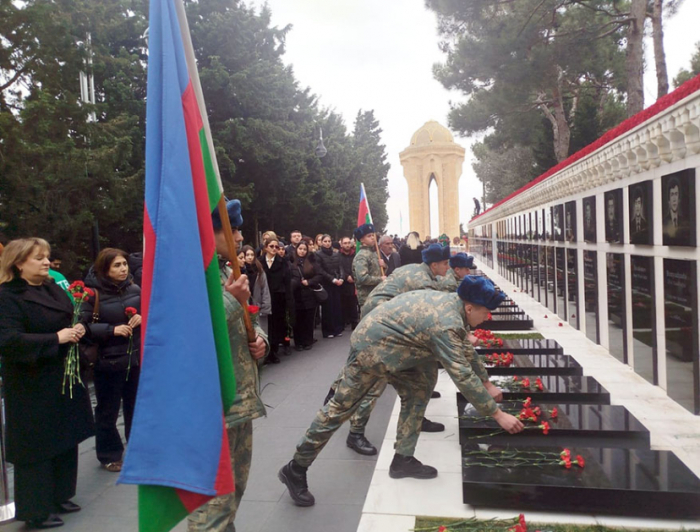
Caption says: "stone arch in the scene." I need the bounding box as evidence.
[399,121,465,240]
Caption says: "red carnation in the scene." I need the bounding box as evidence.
[513,375,519,382]
[576,455,585,468]
[561,457,572,469]
[544,314,548,318]
[533,406,541,416]
[125,307,138,319]
[519,514,527,528]
[523,397,532,407]
[550,407,558,419]
[560,448,571,459]
[521,378,531,388]
[85,287,95,297]
[438,527,447,532]
[248,305,260,315]
[72,291,85,300]
[541,421,550,435]
[558,322,563,327]
[535,377,544,391]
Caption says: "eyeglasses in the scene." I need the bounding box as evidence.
[269,244,280,249]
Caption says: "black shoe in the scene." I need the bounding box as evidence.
[346,432,377,456]
[27,515,64,529]
[431,391,441,399]
[323,387,335,405]
[278,460,315,507]
[336,332,343,337]
[267,353,281,364]
[294,345,304,352]
[303,345,313,351]
[389,454,438,479]
[57,501,81,514]
[421,418,445,432]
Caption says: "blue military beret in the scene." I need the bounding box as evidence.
[421,243,450,264]
[449,253,474,269]
[457,276,506,310]
[211,198,243,230]
[353,223,375,241]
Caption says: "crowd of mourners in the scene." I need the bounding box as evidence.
[0,210,488,531]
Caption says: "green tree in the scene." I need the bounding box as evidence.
[673,42,700,88]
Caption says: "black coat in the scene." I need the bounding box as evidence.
[290,255,324,310]
[0,277,94,465]
[399,245,424,266]
[81,273,141,372]
[262,254,291,295]
[315,248,342,285]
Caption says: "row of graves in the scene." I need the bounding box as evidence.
[458,277,700,520]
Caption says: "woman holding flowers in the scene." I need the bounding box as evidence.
[0,238,94,528]
[81,248,141,473]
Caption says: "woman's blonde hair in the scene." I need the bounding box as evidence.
[405,232,421,250]
[0,238,51,284]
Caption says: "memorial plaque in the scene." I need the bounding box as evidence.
[462,444,700,518]
[567,249,579,329]
[552,204,564,242]
[537,209,544,240]
[583,250,598,343]
[458,375,610,405]
[604,189,623,244]
[631,255,656,385]
[629,180,653,245]
[662,168,696,247]
[475,338,564,355]
[545,208,552,240]
[583,195,597,243]
[546,246,555,312]
[606,253,626,363]
[664,258,699,414]
[459,402,649,449]
[565,201,576,242]
[556,247,566,321]
[480,353,583,376]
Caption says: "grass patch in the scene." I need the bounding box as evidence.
[496,332,544,340]
[414,516,700,532]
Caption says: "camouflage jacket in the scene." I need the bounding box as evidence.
[437,268,460,292]
[353,246,384,307]
[361,262,439,316]
[220,264,269,427]
[351,290,496,415]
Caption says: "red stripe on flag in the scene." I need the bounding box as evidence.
[358,199,369,227]
[181,81,216,265]
[176,417,234,512]
[140,207,156,363]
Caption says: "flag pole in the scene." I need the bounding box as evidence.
[361,183,385,276]
[175,0,256,343]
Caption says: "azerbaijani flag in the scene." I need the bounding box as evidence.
[358,182,373,227]
[117,1,237,532]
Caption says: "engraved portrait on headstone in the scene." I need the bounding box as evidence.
[604,189,623,244]
[565,201,576,242]
[552,204,564,242]
[662,169,696,247]
[629,180,652,245]
[583,195,597,243]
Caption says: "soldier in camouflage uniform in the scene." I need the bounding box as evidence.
[352,223,386,308]
[279,277,524,507]
[187,200,269,532]
[437,252,475,292]
[361,243,451,316]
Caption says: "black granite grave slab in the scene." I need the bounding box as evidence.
[481,353,583,376]
[458,375,610,405]
[490,307,526,316]
[458,401,649,449]
[475,339,563,355]
[477,314,534,331]
[462,444,700,518]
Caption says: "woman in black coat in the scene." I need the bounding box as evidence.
[315,234,345,338]
[289,242,323,350]
[81,248,141,472]
[0,238,94,528]
[261,237,292,363]
[399,231,424,266]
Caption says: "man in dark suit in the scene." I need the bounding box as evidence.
[378,235,401,276]
[605,194,621,243]
[663,176,692,246]
[630,187,649,244]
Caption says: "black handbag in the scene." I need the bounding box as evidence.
[312,285,328,303]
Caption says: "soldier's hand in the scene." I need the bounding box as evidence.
[467,333,479,346]
[484,381,503,402]
[225,272,251,306]
[492,410,524,434]
[381,276,387,281]
[379,259,386,268]
[248,336,266,360]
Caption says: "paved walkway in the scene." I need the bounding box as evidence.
[2,332,396,532]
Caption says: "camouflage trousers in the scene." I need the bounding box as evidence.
[330,369,388,434]
[294,357,437,467]
[187,421,253,532]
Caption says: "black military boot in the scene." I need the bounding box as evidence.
[346,432,377,455]
[421,417,445,432]
[389,454,438,479]
[278,460,315,507]
[431,390,441,398]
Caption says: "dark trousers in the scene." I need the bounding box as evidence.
[14,446,78,521]
[94,367,140,464]
[268,292,288,351]
[293,307,317,347]
[321,283,343,337]
[340,285,359,328]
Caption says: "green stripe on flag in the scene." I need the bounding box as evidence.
[138,485,187,532]
[200,129,223,212]
[205,258,237,410]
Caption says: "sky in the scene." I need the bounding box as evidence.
[250,0,700,236]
